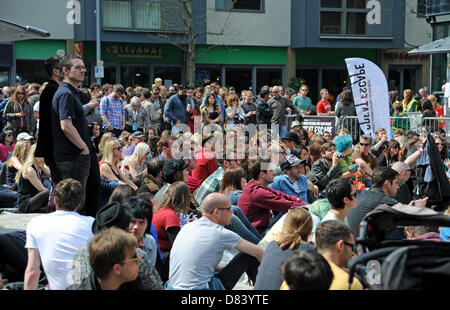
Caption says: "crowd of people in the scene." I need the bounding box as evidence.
[0,54,449,291]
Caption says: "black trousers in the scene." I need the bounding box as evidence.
[0,232,27,282]
[215,253,260,290]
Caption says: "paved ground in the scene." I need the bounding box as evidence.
[0,210,40,234]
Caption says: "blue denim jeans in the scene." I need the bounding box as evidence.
[225,212,262,244]
[230,205,262,240]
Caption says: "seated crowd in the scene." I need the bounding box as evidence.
[1,61,450,291]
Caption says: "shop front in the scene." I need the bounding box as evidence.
[380,48,430,94]
[295,48,379,104]
[81,41,185,88]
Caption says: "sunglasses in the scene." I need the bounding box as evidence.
[343,241,356,252]
[6,133,13,137]
[436,142,445,146]
[121,251,139,264]
[17,92,25,95]
[114,146,122,150]
[360,143,370,146]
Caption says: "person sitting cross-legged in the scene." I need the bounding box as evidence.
[166,193,264,290]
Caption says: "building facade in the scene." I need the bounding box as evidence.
[0,0,416,104]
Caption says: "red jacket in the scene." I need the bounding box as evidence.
[237,179,308,233]
[190,148,217,191]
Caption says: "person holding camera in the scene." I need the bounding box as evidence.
[225,94,246,131]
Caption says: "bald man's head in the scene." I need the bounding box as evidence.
[201,193,230,215]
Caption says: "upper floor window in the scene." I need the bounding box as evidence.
[216,0,264,12]
[103,0,162,30]
[320,0,369,35]
[417,0,426,18]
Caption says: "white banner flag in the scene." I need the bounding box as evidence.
[345,58,393,140]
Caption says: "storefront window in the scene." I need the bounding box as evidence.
[388,67,418,94]
[256,69,282,93]
[296,68,319,104]
[226,68,252,94]
[154,66,182,87]
[103,65,117,85]
[321,68,349,104]
[121,65,150,88]
[195,67,221,86]
[0,67,10,87]
[16,60,46,85]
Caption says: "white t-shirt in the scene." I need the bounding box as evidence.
[169,217,242,289]
[25,210,95,290]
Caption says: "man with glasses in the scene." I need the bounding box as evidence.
[391,161,413,204]
[68,227,140,290]
[142,86,164,135]
[268,86,300,138]
[322,178,358,224]
[167,193,264,290]
[315,220,363,290]
[293,85,313,116]
[51,55,92,201]
[100,83,126,137]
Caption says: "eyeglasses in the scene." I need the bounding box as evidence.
[121,251,139,264]
[343,241,356,252]
[360,143,371,146]
[17,92,25,95]
[114,146,122,150]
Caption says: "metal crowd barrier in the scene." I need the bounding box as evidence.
[417,117,450,135]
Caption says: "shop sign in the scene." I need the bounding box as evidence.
[104,45,163,58]
[384,52,429,61]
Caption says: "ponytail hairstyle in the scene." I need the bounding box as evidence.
[277,207,313,250]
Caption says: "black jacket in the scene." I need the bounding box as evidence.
[256,99,272,126]
[35,79,59,159]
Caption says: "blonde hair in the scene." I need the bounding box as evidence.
[7,140,29,168]
[277,208,313,251]
[102,139,120,166]
[99,132,114,150]
[131,142,150,162]
[15,144,44,184]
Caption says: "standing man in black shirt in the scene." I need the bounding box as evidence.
[51,55,91,203]
[35,56,62,183]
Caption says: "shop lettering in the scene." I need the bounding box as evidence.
[105,45,163,58]
[384,52,430,61]
[351,64,371,131]
[66,0,81,25]
[366,0,381,25]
